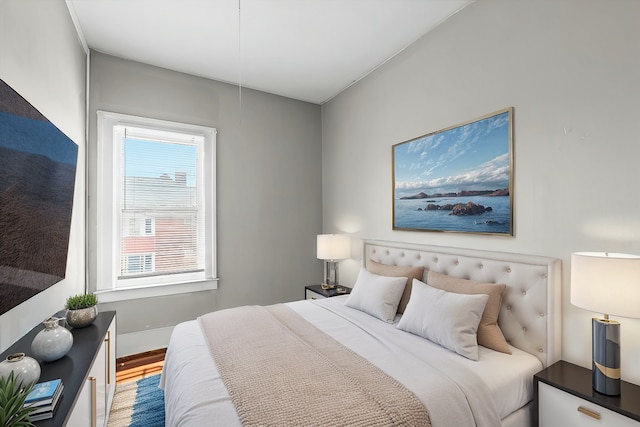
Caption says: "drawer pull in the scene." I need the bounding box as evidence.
[577,406,601,420]
[106,330,111,385]
[90,376,97,427]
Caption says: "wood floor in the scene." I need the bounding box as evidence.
[115,348,166,383]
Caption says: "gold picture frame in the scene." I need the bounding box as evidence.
[392,107,514,235]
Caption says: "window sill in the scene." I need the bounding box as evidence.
[95,278,218,303]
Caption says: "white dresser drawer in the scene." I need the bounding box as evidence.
[539,382,639,427]
[305,289,326,300]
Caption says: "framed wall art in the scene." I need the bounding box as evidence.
[392,107,513,235]
[0,79,79,315]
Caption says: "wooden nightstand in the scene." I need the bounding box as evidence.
[305,284,351,300]
[534,360,640,427]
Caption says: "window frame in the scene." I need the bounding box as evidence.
[95,111,217,303]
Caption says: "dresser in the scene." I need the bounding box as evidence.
[0,311,116,426]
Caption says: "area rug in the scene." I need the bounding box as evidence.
[108,374,165,427]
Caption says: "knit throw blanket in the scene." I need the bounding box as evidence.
[198,304,431,427]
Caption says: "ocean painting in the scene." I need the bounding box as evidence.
[0,80,78,315]
[393,108,513,235]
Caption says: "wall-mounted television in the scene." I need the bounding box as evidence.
[0,79,78,315]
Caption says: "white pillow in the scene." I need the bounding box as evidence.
[397,279,489,360]
[344,268,407,322]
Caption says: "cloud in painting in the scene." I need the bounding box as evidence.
[396,152,510,195]
[394,110,511,197]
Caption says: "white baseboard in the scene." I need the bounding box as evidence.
[116,326,174,358]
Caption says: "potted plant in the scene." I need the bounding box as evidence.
[65,293,99,328]
[0,371,37,427]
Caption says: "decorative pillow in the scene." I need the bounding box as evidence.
[367,260,425,314]
[427,270,511,354]
[344,268,407,322]
[397,279,489,360]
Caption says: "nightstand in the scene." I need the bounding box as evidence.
[305,284,351,300]
[534,360,640,427]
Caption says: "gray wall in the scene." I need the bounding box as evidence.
[88,52,323,355]
[321,0,640,384]
[0,0,87,352]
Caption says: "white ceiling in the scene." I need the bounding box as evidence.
[66,0,473,104]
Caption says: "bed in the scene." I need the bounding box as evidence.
[160,240,561,426]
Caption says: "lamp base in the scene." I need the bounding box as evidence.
[592,317,620,396]
[324,260,340,287]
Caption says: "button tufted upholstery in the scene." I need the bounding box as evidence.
[364,240,561,367]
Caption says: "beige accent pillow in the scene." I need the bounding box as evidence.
[367,260,425,314]
[427,270,511,354]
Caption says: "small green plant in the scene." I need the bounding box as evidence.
[0,371,37,427]
[65,293,98,310]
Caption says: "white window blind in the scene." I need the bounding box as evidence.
[96,111,217,301]
[117,126,204,281]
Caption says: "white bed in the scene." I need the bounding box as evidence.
[161,240,561,427]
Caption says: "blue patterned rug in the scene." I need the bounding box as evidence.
[108,374,165,427]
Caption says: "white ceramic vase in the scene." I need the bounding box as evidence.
[0,352,41,386]
[31,317,74,362]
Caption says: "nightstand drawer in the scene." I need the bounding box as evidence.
[539,382,639,427]
[305,288,327,300]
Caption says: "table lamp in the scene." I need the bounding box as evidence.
[570,252,640,395]
[317,234,350,288]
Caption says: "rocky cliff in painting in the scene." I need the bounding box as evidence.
[400,188,509,199]
[417,201,492,216]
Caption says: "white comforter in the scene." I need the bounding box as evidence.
[160,296,542,426]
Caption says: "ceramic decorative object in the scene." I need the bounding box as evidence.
[0,352,41,386]
[31,317,73,362]
[66,305,98,328]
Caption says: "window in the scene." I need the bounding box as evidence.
[122,253,154,275]
[124,217,155,237]
[96,111,217,302]
[144,218,154,236]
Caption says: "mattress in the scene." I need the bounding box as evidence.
[160,296,542,426]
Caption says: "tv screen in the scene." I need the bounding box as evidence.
[0,79,78,315]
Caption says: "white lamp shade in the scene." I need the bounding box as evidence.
[317,234,350,260]
[571,252,640,319]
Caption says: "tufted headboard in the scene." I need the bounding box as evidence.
[364,240,562,367]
